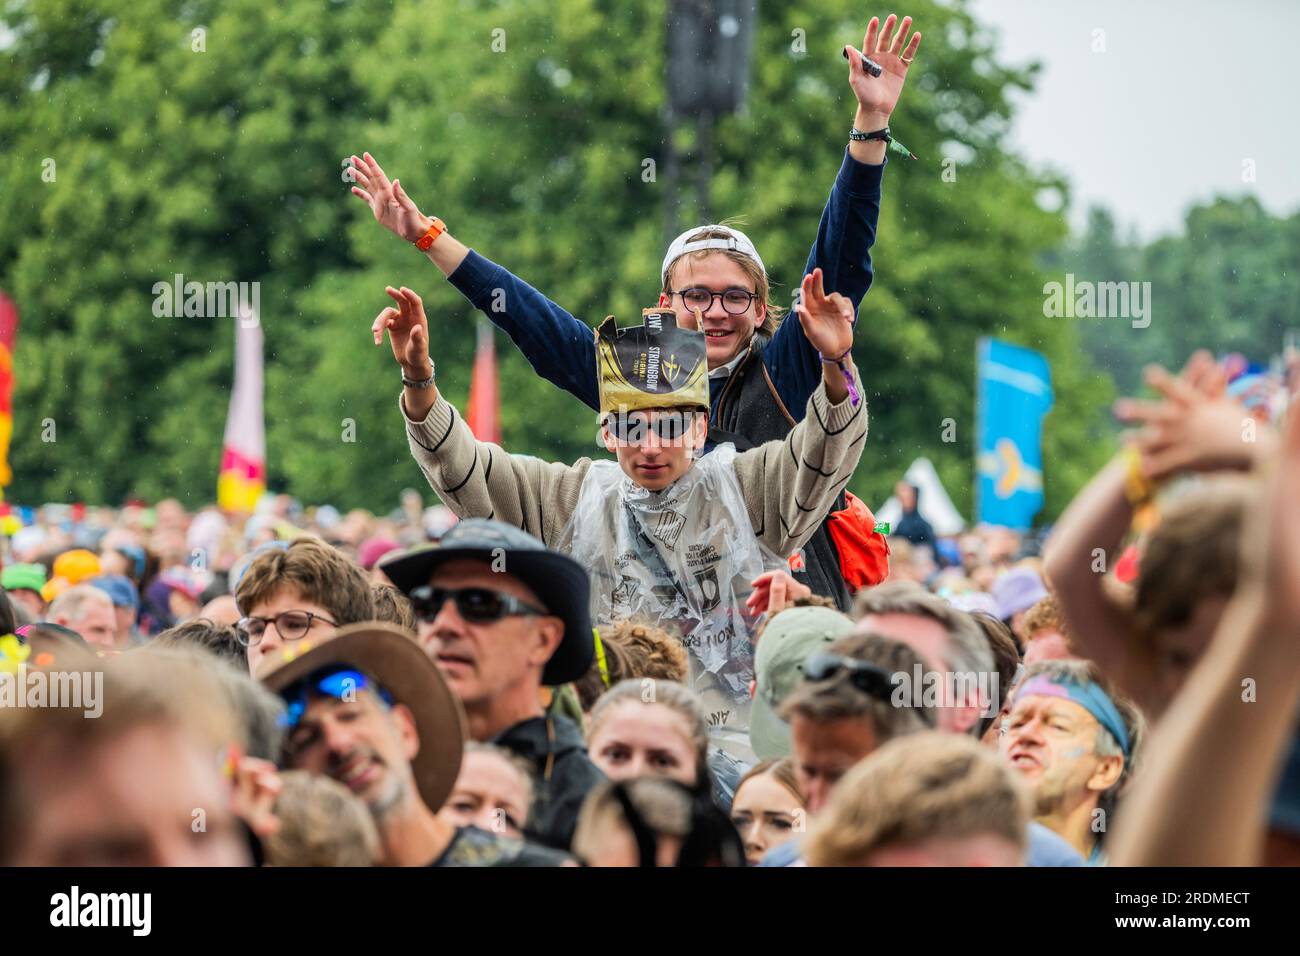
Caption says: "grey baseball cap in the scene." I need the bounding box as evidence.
[749,606,855,761]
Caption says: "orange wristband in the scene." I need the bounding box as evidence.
[415,217,446,251]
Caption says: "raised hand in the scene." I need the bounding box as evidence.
[229,752,282,842]
[747,569,813,621]
[372,285,432,377]
[1114,350,1274,480]
[347,152,430,243]
[795,268,854,359]
[846,14,923,123]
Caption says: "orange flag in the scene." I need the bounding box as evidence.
[465,319,501,444]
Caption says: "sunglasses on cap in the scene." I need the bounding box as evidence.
[802,652,895,702]
[409,585,547,625]
[280,668,394,731]
[604,410,701,444]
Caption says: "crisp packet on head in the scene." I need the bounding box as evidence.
[595,309,708,415]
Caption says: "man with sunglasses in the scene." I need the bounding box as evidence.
[753,631,935,866]
[379,278,864,763]
[780,633,937,816]
[261,621,571,866]
[347,14,925,612]
[380,519,604,852]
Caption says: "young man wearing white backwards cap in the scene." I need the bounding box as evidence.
[347,14,923,610]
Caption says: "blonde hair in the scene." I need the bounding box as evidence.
[736,758,804,807]
[463,741,537,812]
[264,770,379,867]
[661,225,784,338]
[0,645,240,861]
[1021,595,1070,642]
[805,732,1031,866]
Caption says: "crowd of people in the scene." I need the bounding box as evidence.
[4,13,1298,868]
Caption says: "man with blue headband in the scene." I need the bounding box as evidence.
[1001,660,1145,864]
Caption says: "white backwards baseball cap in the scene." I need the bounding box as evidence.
[661,224,766,286]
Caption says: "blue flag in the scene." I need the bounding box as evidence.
[976,338,1053,529]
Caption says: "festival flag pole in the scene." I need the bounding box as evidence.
[465,318,501,445]
[217,309,266,514]
[0,291,18,503]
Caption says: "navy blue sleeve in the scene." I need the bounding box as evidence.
[447,250,600,411]
[765,149,884,420]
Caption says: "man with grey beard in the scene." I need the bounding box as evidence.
[262,622,569,866]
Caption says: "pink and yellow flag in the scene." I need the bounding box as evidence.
[217,312,266,513]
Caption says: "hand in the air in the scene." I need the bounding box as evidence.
[795,268,854,359]
[372,285,432,376]
[846,14,923,121]
[347,152,430,243]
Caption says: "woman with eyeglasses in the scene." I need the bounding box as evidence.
[345,14,924,613]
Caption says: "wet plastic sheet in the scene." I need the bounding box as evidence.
[558,445,781,756]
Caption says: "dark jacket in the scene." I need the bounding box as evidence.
[445,151,884,611]
[494,713,605,852]
[707,334,854,610]
[894,483,936,551]
[445,149,884,419]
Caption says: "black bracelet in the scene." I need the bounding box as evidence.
[849,126,891,143]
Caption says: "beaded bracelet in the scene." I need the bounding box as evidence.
[819,346,861,409]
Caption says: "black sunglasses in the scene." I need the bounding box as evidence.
[605,410,700,444]
[409,585,547,625]
[802,652,896,701]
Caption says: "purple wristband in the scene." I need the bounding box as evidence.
[819,348,860,408]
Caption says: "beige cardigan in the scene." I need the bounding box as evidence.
[401,373,867,560]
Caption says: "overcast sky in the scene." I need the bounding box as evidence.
[969,0,1300,241]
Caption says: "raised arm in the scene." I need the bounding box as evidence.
[1112,404,1300,867]
[766,14,921,417]
[371,285,588,544]
[349,153,601,409]
[1045,351,1277,707]
[739,272,867,557]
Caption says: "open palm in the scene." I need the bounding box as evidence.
[847,14,922,118]
[795,268,854,358]
[348,152,428,243]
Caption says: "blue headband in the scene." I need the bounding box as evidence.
[1016,674,1131,757]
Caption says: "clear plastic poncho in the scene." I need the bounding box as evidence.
[556,445,783,761]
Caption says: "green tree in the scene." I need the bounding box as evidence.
[3,0,1113,525]
[1053,197,1300,399]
